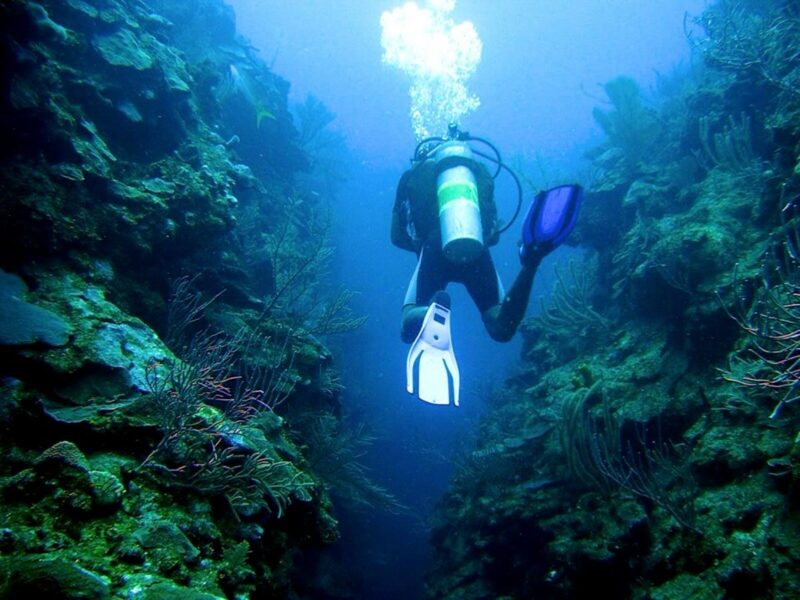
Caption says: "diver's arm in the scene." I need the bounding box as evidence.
[391,170,416,252]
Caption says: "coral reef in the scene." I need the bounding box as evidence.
[426,2,800,599]
[0,0,369,597]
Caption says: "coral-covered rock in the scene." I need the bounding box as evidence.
[93,28,154,70]
[0,0,351,597]
[88,469,124,509]
[23,271,175,398]
[0,555,110,599]
[427,3,800,598]
[0,269,71,347]
[34,440,90,472]
[691,425,765,484]
[133,520,200,574]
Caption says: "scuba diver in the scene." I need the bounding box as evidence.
[393,124,582,407]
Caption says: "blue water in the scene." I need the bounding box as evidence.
[224,1,709,597]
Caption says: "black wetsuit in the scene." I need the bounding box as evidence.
[392,158,540,343]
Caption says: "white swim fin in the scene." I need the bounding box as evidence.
[406,302,459,406]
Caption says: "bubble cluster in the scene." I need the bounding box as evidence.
[380,0,482,139]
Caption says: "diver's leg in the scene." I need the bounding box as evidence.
[401,306,429,343]
[476,184,582,341]
[400,240,448,343]
[464,251,541,343]
[483,261,540,342]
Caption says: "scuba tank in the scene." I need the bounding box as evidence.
[434,141,483,263]
[414,124,524,264]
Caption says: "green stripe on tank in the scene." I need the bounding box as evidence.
[440,198,481,218]
[437,181,479,212]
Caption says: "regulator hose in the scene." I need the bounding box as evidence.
[471,147,523,234]
[413,136,446,161]
[464,136,502,178]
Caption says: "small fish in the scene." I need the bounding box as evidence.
[116,100,143,123]
[521,479,559,493]
[256,107,276,129]
[51,163,85,181]
[220,64,276,129]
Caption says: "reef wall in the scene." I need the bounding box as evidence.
[426,2,800,599]
[0,1,359,598]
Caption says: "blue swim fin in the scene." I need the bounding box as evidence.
[406,302,459,406]
[520,184,582,264]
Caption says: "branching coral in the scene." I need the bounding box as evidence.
[559,382,614,494]
[292,94,349,194]
[236,187,366,337]
[141,278,308,518]
[306,287,369,336]
[238,194,361,338]
[145,432,310,518]
[653,251,695,296]
[592,76,663,166]
[301,414,406,514]
[697,113,759,174]
[688,0,800,97]
[293,94,336,150]
[143,328,240,461]
[261,195,335,318]
[142,328,307,517]
[256,200,366,336]
[721,276,800,418]
[720,199,800,419]
[559,383,698,530]
[533,256,612,338]
[611,213,653,300]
